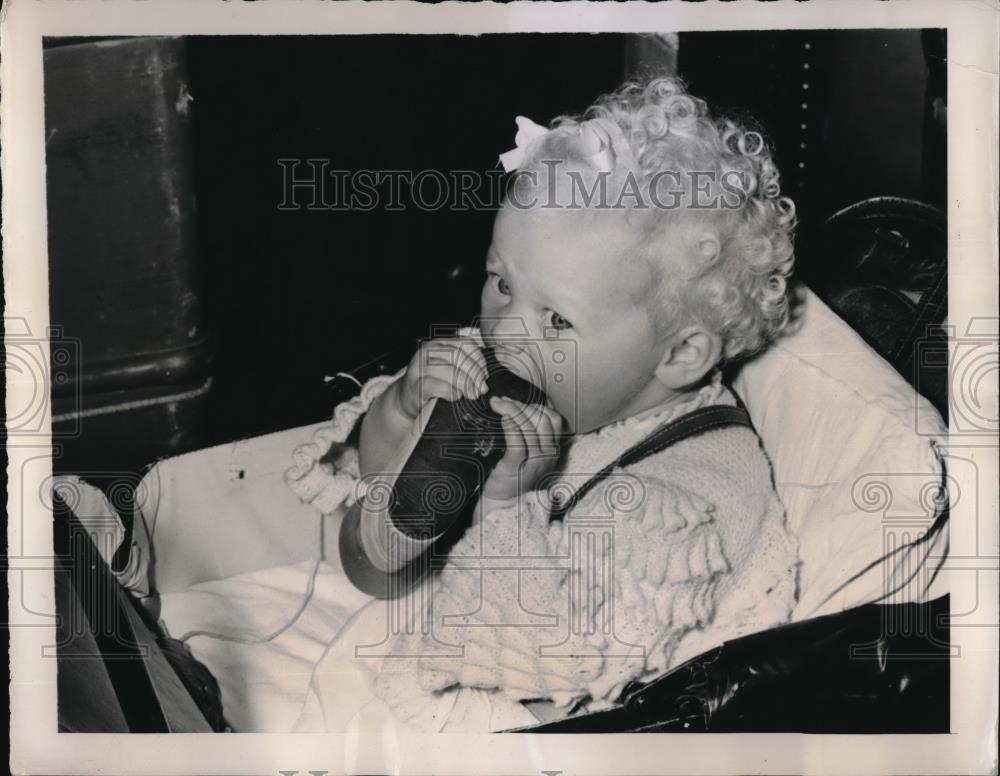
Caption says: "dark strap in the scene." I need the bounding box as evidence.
[549,404,753,522]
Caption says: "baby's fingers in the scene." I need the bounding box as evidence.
[532,408,563,458]
[457,337,490,376]
[420,341,487,399]
[491,397,529,457]
[536,403,565,439]
[493,398,557,460]
[417,375,470,406]
[508,398,561,438]
[449,338,490,395]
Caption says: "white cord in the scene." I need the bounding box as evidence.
[176,512,325,645]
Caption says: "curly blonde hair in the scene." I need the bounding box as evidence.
[513,75,797,364]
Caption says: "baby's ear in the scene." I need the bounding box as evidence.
[653,324,723,390]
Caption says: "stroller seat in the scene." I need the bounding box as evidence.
[60,284,950,732]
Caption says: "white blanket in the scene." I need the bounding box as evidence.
[158,558,372,732]
[158,556,541,733]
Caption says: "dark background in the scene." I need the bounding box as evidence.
[42,30,947,474]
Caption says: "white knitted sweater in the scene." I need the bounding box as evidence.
[286,371,800,731]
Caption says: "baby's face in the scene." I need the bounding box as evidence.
[480,204,667,433]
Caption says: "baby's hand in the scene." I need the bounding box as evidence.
[482,397,564,501]
[393,337,489,420]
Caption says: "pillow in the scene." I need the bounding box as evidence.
[732,286,948,620]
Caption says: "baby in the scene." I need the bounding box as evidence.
[288,75,800,733]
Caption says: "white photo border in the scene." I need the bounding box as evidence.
[4,1,998,774]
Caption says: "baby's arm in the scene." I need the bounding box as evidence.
[342,337,563,597]
[357,337,488,477]
[356,381,419,478]
[340,337,490,596]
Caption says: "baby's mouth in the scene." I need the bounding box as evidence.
[489,343,538,386]
[484,345,558,421]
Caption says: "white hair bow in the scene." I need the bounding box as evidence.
[498,115,632,173]
[498,116,550,172]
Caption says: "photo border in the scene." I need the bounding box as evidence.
[4,2,998,774]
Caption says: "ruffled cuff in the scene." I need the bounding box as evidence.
[284,371,403,514]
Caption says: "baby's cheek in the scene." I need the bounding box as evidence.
[545,352,606,431]
[479,293,493,322]
[543,379,578,431]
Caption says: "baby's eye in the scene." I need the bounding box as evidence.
[490,273,511,296]
[546,310,573,330]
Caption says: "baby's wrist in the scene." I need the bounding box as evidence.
[477,488,522,517]
[373,379,413,427]
[388,378,420,422]
[482,470,526,501]
[358,379,417,477]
